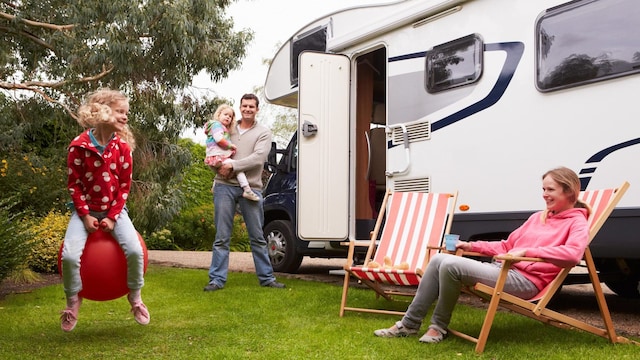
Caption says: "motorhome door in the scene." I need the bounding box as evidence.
[297,51,350,241]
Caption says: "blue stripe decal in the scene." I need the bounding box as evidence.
[388,43,525,131]
[432,42,524,131]
[389,52,426,62]
[579,137,640,189]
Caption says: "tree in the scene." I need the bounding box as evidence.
[0,0,254,234]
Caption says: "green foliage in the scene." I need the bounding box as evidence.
[0,197,31,283]
[168,203,216,251]
[177,138,216,208]
[158,139,251,252]
[1,0,253,239]
[0,153,68,215]
[256,88,297,147]
[28,210,69,274]
[230,215,250,252]
[145,229,178,251]
[166,203,250,252]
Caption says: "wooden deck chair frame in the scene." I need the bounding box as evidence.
[448,181,636,353]
[339,189,458,316]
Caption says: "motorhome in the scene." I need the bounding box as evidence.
[261,0,640,297]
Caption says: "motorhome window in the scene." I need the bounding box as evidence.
[536,0,640,92]
[291,26,328,86]
[425,34,483,93]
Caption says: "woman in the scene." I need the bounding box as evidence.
[374,167,590,343]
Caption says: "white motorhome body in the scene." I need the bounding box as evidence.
[263,0,640,296]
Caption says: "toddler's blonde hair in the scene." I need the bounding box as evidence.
[212,104,236,134]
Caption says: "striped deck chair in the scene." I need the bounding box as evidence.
[449,181,637,353]
[339,189,458,316]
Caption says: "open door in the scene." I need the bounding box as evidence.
[297,51,350,241]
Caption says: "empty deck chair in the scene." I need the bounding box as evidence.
[340,189,458,316]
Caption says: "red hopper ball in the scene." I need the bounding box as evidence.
[58,230,148,301]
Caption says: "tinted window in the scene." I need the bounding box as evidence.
[291,26,327,86]
[425,34,483,93]
[536,0,640,92]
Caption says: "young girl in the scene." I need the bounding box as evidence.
[204,104,259,201]
[60,89,149,332]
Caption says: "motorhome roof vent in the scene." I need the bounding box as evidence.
[393,177,430,193]
[391,120,431,146]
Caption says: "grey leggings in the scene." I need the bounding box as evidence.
[400,253,539,331]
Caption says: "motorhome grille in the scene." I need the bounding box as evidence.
[391,121,431,146]
[393,177,430,193]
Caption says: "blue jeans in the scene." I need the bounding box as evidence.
[208,183,276,287]
[400,253,539,331]
[61,209,144,298]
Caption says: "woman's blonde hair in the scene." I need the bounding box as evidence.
[212,104,236,134]
[77,88,136,150]
[541,166,591,222]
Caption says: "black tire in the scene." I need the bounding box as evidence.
[605,279,640,298]
[264,220,303,273]
[595,258,640,298]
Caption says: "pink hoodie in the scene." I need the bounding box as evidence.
[470,208,589,291]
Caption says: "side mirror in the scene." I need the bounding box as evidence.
[264,142,278,173]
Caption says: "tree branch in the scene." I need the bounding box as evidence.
[0,65,115,120]
[0,11,75,31]
[0,25,55,50]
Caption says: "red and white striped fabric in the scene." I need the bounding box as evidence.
[350,192,453,286]
[579,187,616,238]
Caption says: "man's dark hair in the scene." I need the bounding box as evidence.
[240,93,260,108]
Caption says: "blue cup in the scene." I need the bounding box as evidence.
[444,234,460,252]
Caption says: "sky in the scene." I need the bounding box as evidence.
[186,0,392,142]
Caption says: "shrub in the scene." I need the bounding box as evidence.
[28,210,69,274]
[168,203,216,250]
[0,197,31,282]
[145,228,178,250]
[230,215,250,252]
[0,154,67,215]
[167,202,252,251]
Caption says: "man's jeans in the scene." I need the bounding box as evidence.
[208,183,276,287]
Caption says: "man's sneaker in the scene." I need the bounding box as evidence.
[263,281,286,289]
[130,301,150,325]
[242,190,260,201]
[374,322,418,337]
[203,283,223,292]
[60,297,82,332]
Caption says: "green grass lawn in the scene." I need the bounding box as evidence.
[0,265,637,359]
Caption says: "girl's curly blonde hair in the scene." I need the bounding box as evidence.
[77,88,136,150]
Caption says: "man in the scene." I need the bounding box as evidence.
[204,93,285,291]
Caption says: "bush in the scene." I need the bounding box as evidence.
[168,203,216,250]
[0,154,67,215]
[0,198,31,282]
[28,210,69,274]
[167,202,252,251]
[230,215,250,252]
[145,229,178,250]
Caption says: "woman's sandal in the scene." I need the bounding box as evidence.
[418,324,448,343]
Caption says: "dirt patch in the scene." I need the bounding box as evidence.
[0,273,62,300]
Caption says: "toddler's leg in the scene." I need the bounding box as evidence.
[238,171,259,201]
[222,159,259,201]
